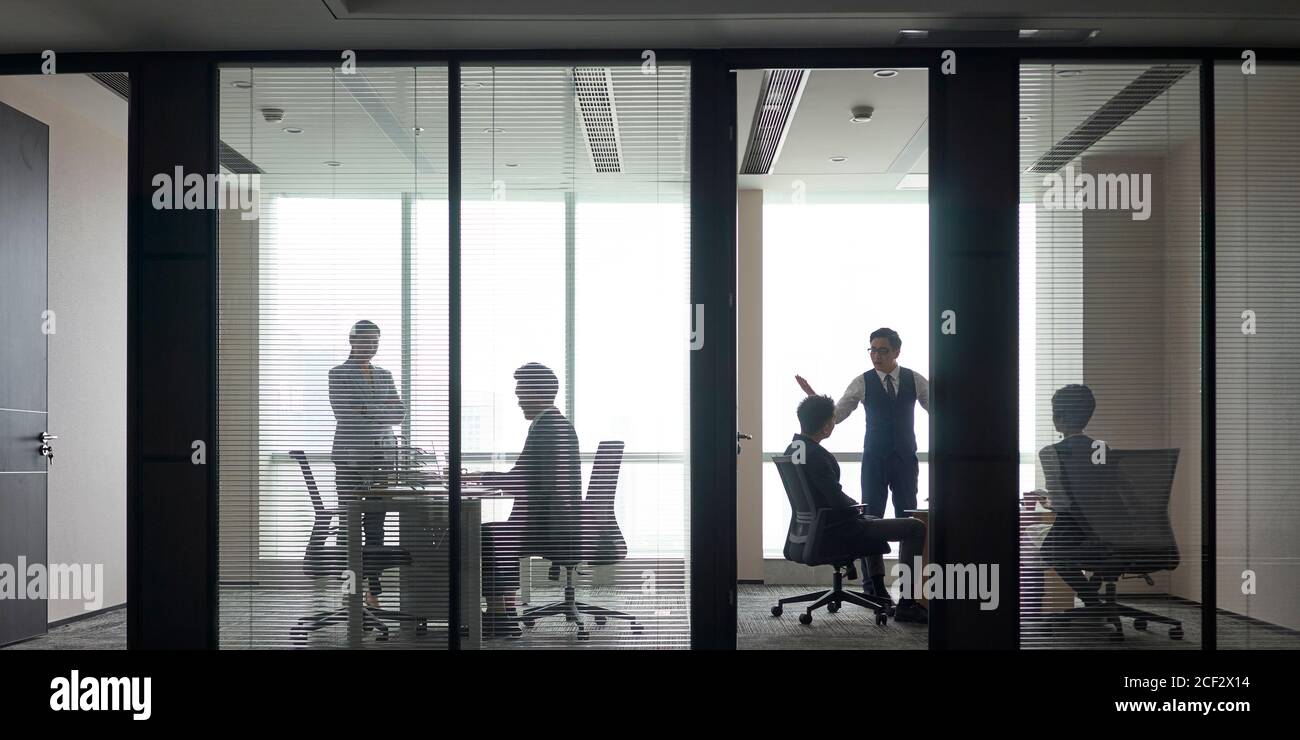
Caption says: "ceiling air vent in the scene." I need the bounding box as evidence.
[739,69,808,175]
[1027,64,1194,174]
[573,68,623,174]
[90,72,130,101]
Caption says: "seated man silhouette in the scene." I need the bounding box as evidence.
[785,395,928,623]
[473,363,581,638]
[1036,384,1118,609]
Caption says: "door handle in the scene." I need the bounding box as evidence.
[736,431,752,456]
[39,432,56,466]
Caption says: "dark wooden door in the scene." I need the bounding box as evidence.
[0,99,49,646]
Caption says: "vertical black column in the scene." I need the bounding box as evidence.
[928,51,1020,650]
[129,57,219,648]
[689,53,737,649]
[1199,59,1216,652]
[448,61,462,650]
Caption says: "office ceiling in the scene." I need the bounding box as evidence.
[2,0,1300,53]
[218,64,691,198]
[737,68,929,200]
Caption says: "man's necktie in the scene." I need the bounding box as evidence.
[884,373,897,401]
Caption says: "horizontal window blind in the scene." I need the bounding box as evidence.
[1019,63,1202,648]
[218,65,452,648]
[460,63,691,648]
[1214,62,1300,648]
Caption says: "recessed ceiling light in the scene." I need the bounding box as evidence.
[483,127,506,134]
[850,106,874,123]
[874,69,899,79]
[462,82,484,90]
[231,80,252,89]
[282,127,304,134]
[413,126,425,135]
[829,156,848,163]
[1056,69,1084,78]
[324,160,341,167]
[1021,114,1034,121]
[504,162,518,168]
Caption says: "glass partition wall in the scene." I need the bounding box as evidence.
[1019,62,1203,649]
[1213,62,1300,649]
[460,64,691,649]
[217,61,690,649]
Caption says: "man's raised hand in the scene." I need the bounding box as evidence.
[795,374,816,396]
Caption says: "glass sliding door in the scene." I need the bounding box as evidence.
[460,63,691,648]
[1214,62,1300,649]
[217,65,450,648]
[1018,62,1202,648]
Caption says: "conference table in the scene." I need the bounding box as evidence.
[344,485,513,648]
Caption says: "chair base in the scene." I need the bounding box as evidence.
[518,568,642,640]
[771,565,892,626]
[1059,581,1185,641]
[291,604,425,646]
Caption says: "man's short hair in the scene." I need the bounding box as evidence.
[1051,384,1096,430]
[514,362,559,402]
[349,319,380,341]
[797,394,836,435]
[870,327,901,351]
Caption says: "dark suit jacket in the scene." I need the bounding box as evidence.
[783,434,888,562]
[493,407,582,560]
[1039,433,1119,570]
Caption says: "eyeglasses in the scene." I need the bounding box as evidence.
[867,347,894,355]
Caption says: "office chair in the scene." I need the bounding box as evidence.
[770,455,891,626]
[287,450,425,646]
[519,441,643,641]
[1060,448,1184,641]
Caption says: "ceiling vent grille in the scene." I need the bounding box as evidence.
[89,72,130,101]
[739,69,808,175]
[573,68,623,174]
[1027,64,1194,174]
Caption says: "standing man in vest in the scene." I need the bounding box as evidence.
[796,327,930,519]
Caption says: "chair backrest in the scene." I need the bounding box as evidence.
[772,455,816,564]
[581,441,627,564]
[289,450,333,562]
[1104,448,1180,569]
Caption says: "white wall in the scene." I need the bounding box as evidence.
[736,190,764,581]
[0,75,127,622]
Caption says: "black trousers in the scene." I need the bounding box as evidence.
[852,516,926,581]
[861,451,919,519]
[335,459,387,595]
[1043,513,1104,603]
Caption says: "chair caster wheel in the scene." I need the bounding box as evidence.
[522,618,536,629]
[827,602,840,613]
[876,612,888,626]
[576,629,590,641]
[595,616,607,626]
[1133,619,1148,631]
[631,622,644,633]
[1169,626,1184,640]
[771,606,783,617]
[416,619,428,635]
[798,612,813,626]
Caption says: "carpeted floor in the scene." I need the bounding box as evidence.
[7,586,1298,650]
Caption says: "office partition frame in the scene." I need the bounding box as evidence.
[4,46,1297,650]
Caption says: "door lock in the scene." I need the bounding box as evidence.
[39,432,56,466]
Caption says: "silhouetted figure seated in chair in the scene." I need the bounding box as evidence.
[1035,385,1183,640]
[472,363,581,639]
[1036,384,1112,610]
[773,395,928,625]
